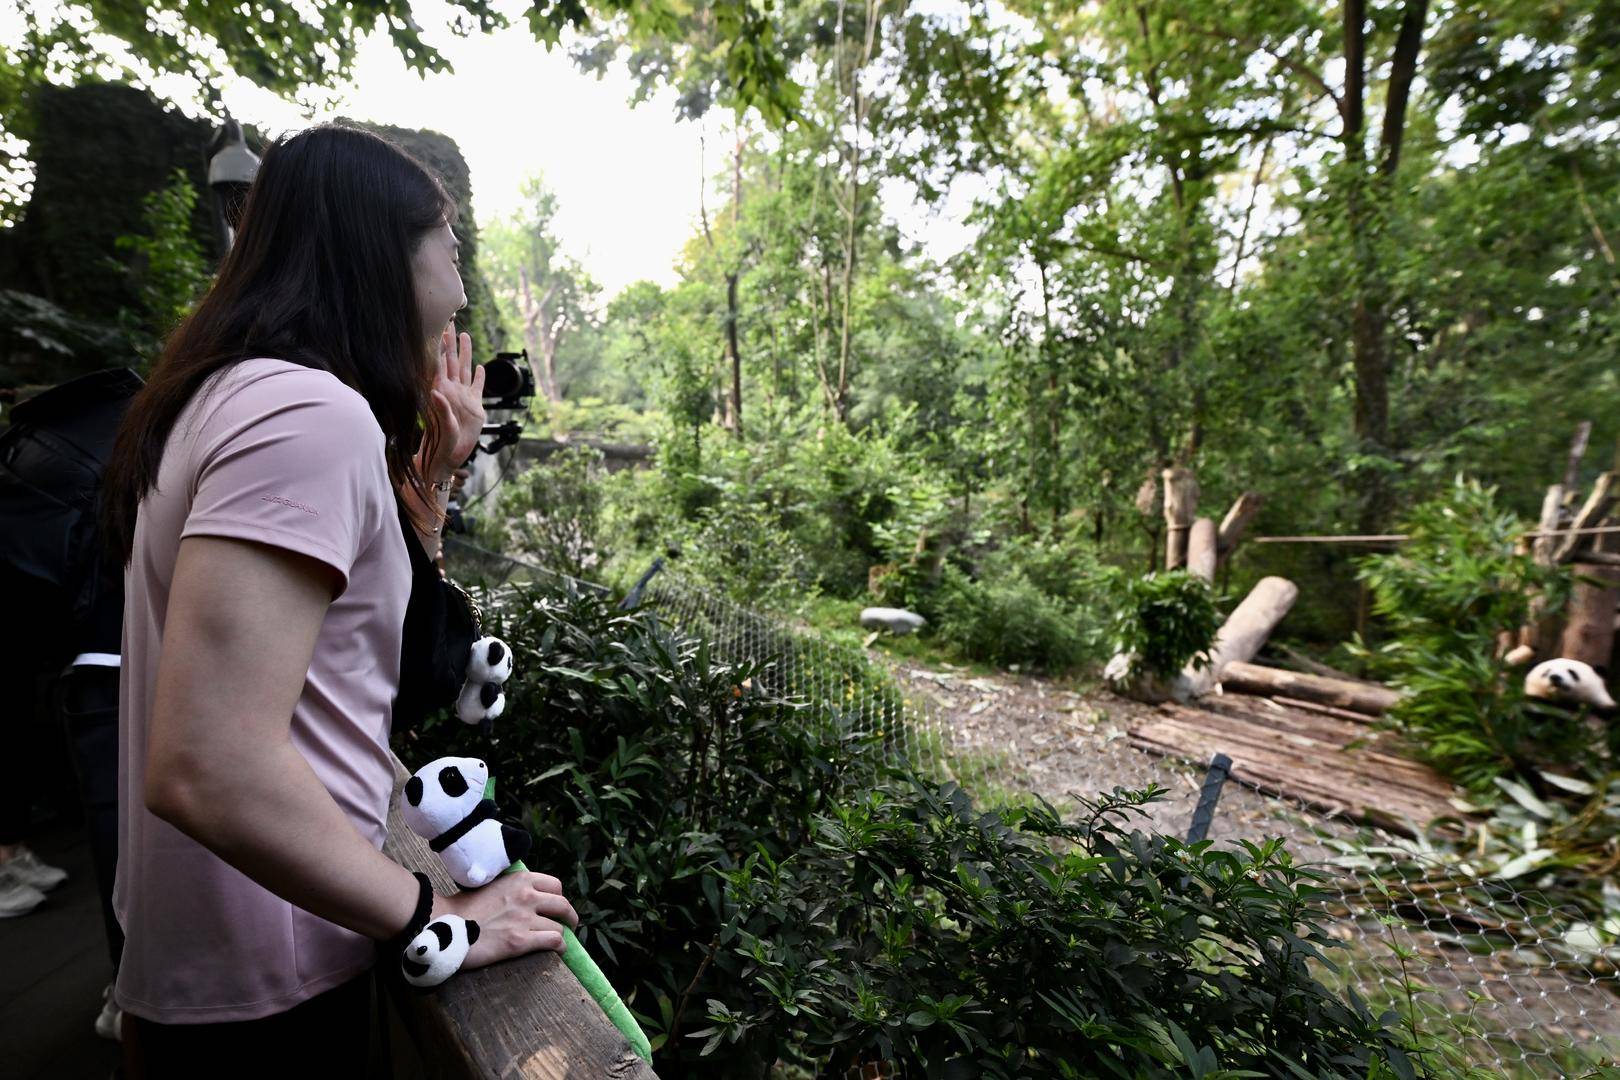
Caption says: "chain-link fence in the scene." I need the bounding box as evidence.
[442,538,1620,1076]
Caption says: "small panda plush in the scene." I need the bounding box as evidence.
[400,756,532,889]
[456,636,514,734]
[1524,657,1617,714]
[401,913,480,990]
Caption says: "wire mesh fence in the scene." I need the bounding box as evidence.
[442,538,1620,1076]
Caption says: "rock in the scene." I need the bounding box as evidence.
[859,607,927,635]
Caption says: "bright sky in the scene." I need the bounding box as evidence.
[0,0,985,299]
[120,0,983,300]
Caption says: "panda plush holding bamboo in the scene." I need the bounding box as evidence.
[456,636,513,734]
[400,756,532,889]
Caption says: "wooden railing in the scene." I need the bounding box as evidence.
[383,753,659,1079]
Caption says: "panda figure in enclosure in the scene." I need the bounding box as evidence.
[1523,657,1617,715]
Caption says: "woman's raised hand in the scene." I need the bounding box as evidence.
[423,323,486,479]
[439,870,577,969]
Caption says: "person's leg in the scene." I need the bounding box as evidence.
[125,969,375,1078]
[60,664,125,969]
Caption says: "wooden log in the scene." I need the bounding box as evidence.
[1162,467,1199,570]
[1187,517,1218,583]
[1172,576,1298,701]
[1555,473,1617,563]
[1221,660,1401,715]
[382,753,658,1080]
[1215,491,1263,569]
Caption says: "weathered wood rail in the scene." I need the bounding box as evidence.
[382,753,658,1079]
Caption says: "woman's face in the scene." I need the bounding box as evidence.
[412,219,467,342]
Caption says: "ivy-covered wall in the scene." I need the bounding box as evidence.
[0,81,221,321]
[0,84,504,388]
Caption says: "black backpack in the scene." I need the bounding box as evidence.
[0,367,143,663]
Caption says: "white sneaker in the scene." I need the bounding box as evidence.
[4,846,67,891]
[0,862,47,917]
[95,983,123,1041]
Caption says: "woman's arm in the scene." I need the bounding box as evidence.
[144,535,577,959]
[145,535,419,940]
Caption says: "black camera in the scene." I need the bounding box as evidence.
[472,349,536,459]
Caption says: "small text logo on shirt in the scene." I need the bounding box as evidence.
[262,494,319,516]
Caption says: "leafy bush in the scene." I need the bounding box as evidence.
[113,169,211,345]
[483,445,606,579]
[931,566,1092,673]
[1353,479,1579,794]
[674,499,816,612]
[399,581,1422,1079]
[1109,571,1221,681]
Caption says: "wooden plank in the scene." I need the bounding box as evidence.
[383,753,657,1080]
[1127,695,1457,834]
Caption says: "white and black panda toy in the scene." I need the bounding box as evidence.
[401,913,480,990]
[456,636,514,734]
[400,756,533,889]
[1524,657,1618,714]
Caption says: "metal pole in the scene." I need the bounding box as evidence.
[1185,752,1232,844]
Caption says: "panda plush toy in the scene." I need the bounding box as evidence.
[1524,657,1617,714]
[456,636,513,734]
[400,756,533,889]
[401,913,480,990]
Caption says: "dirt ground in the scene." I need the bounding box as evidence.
[887,660,1620,1075]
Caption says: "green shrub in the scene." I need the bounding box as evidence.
[931,565,1092,673]
[1353,479,1580,794]
[1109,571,1221,681]
[483,445,606,579]
[399,581,1419,1078]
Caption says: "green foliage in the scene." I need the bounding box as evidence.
[0,288,142,386]
[1110,572,1221,682]
[114,169,210,346]
[401,581,1420,1078]
[1353,480,1579,794]
[484,446,606,580]
[930,566,1092,674]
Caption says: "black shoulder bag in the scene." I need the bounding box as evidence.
[393,494,480,736]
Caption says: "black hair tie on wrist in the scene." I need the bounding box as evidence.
[383,871,434,958]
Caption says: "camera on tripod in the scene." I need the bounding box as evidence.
[444,349,536,538]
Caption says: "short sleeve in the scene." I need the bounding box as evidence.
[180,364,391,597]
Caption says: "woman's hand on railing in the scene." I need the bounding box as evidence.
[439,870,578,970]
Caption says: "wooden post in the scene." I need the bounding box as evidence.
[1561,561,1620,668]
[1187,518,1218,583]
[1173,576,1299,701]
[1162,467,1199,571]
[1215,492,1263,571]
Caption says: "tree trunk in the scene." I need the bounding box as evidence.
[1173,577,1299,701]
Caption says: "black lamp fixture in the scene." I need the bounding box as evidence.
[206,114,260,254]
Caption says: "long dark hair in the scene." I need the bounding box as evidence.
[102,123,453,564]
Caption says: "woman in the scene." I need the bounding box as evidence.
[100,125,575,1070]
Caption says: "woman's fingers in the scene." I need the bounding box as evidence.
[458,331,473,384]
[528,872,564,894]
[532,892,579,929]
[531,916,570,947]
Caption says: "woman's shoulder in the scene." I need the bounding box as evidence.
[203,357,378,431]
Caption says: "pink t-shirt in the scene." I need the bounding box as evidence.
[113,356,411,1023]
